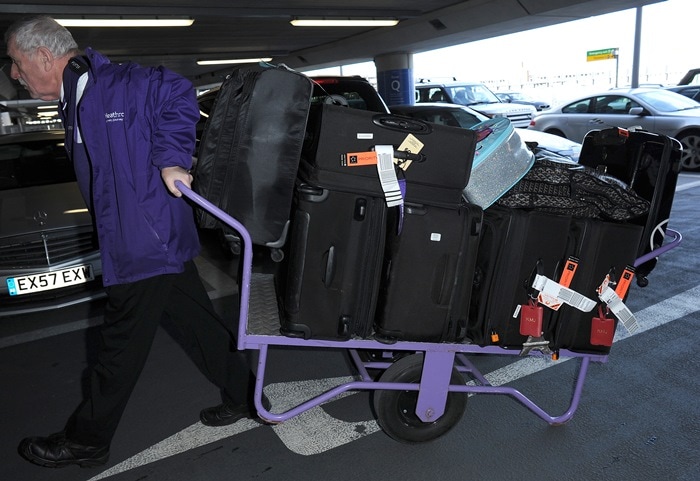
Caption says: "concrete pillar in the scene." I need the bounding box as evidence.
[374,52,414,106]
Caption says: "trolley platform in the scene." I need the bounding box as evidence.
[179,182,682,444]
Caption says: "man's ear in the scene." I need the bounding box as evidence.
[36,46,55,72]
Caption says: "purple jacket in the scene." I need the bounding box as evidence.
[68,49,201,286]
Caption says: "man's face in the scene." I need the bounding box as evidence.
[7,40,59,101]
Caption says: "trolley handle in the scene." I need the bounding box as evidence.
[176,181,253,348]
[633,228,682,267]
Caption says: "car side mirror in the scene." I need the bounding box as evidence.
[628,106,644,116]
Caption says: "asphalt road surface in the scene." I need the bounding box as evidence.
[1,173,699,481]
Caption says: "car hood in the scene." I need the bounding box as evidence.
[469,102,535,115]
[0,182,92,238]
[657,107,700,119]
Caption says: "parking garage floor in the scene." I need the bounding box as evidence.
[1,175,699,481]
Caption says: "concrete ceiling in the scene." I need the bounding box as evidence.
[0,0,664,89]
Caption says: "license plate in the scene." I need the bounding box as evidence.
[6,264,94,296]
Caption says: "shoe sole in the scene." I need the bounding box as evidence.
[19,442,108,469]
[200,396,273,427]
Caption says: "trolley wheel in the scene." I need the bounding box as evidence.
[372,353,467,444]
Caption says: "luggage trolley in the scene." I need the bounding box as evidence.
[178,182,682,444]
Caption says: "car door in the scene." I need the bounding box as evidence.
[589,94,656,136]
[559,98,598,141]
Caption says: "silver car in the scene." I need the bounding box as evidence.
[0,130,103,316]
[528,87,700,171]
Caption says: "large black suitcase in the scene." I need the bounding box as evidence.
[194,64,313,248]
[373,201,483,343]
[278,183,387,340]
[466,205,572,348]
[299,103,477,208]
[578,127,682,284]
[551,218,644,354]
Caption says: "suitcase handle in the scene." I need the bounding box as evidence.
[372,114,432,134]
[322,246,336,287]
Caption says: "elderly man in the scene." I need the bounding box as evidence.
[6,15,265,469]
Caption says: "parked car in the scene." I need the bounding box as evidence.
[495,91,550,111]
[390,103,581,162]
[528,87,700,171]
[0,130,103,316]
[414,81,536,128]
[665,85,700,102]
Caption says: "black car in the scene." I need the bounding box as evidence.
[665,85,700,102]
[0,130,103,316]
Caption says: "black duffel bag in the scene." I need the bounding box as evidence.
[496,157,650,221]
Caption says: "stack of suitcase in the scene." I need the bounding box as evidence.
[467,127,680,355]
[194,65,680,354]
[279,103,481,342]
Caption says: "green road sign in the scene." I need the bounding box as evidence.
[587,48,618,62]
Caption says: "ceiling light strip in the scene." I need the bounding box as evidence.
[56,18,194,28]
[197,58,273,66]
[290,18,398,27]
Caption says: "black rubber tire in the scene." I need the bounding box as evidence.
[545,128,566,138]
[372,353,467,444]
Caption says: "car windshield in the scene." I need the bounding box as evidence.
[635,89,700,112]
[0,136,74,191]
[448,85,500,105]
[394,107,485,129]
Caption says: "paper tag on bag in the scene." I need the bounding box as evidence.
[375,145,403,207]
[598,284,639,334]
[395,134,424,171]
[532,274,596,312]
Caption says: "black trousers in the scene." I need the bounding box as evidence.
[64,260,252,447]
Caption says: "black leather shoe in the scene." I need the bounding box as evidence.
[200,394,272,427]
[18,432,109,468]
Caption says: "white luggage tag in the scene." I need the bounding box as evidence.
[531,274,597,312]
[598,284,639,334]
[374,145,403,207]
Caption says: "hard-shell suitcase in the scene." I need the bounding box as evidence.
[551,218,644,354]
[278,183,387,340]
[578,127,682,283]
[299,103,477,207]
[466,205,572,348]
[462,118,534,209]
[194,64,313,248]
[374,202,483,343]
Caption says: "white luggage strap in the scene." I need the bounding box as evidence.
[597,283,640,334]
[531,274,597,312]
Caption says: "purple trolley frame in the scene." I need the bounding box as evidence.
[178,182,682,436]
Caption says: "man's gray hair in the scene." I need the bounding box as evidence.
[5,15,79,58]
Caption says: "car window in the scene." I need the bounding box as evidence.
[593,95,632,114]
[311,78,387,112]
[422,88,447,102]
[0,137,74,190]
[562,99,591,114]
[450,109,484,128]
[448,85,498,104]
[391,107,484,129]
